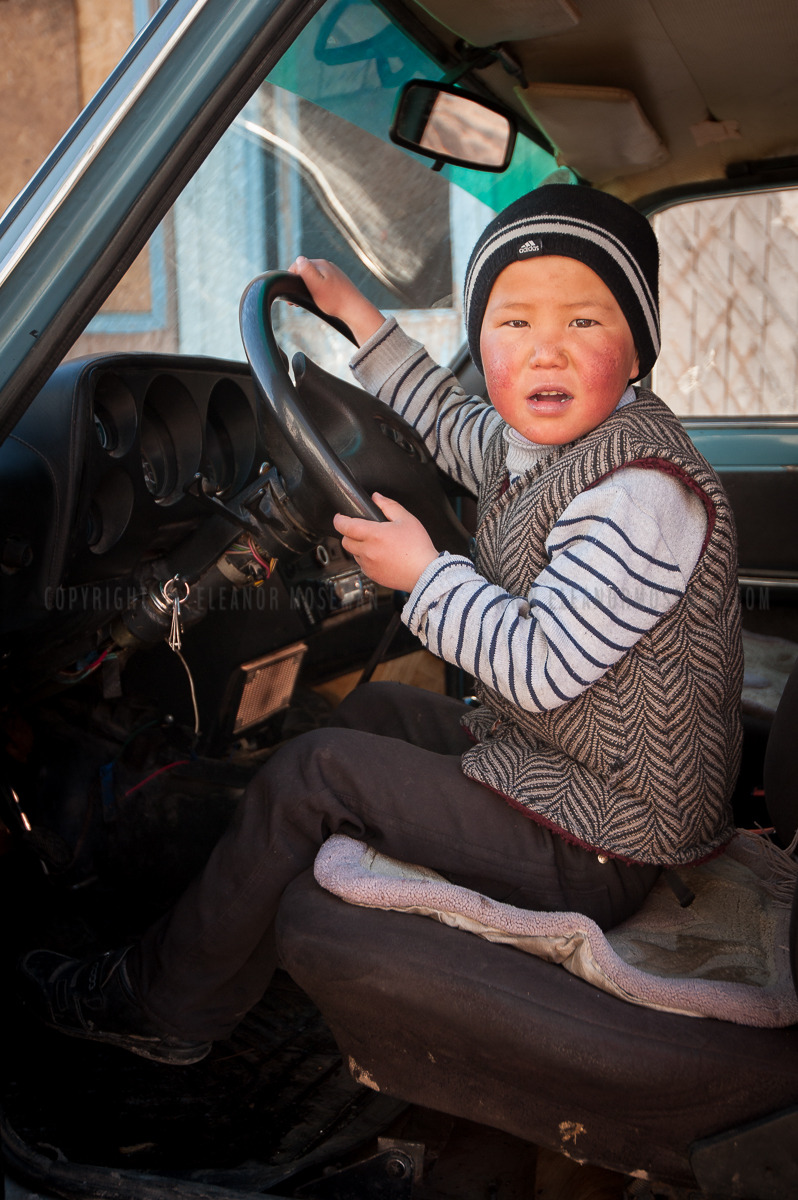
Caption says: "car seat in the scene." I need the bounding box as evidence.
[275,659,798,1198]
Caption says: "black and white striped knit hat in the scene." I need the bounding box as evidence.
[464,185,660,381]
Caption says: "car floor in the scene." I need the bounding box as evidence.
[0,949,705,1200]
[1,981,685,1200]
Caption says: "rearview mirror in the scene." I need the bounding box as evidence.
[390,81,516,172]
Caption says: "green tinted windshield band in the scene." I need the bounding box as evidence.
[267,0,560,213]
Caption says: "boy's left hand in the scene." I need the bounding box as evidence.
[333,493,438,592]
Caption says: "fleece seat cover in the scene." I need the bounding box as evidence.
[313,831,798,1028]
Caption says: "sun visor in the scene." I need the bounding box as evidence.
[515,82,670,182]
[412,0,579,46]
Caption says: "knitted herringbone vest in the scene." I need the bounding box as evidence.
[460,389,743,867]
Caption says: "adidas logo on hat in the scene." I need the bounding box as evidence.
[517,238,542,254]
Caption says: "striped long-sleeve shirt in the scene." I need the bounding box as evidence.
[351,319,707,714]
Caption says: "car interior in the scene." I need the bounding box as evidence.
[2,1,798,1198]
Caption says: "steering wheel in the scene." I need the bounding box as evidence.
[239,270,470,556]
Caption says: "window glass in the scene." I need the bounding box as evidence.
[68,0,560,374]
[652,189,798,417]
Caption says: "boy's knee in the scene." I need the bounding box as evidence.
[234,726,364,839]
[265,726,362,792]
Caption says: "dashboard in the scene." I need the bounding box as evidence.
[3,355,264,591]
[0,355,388,696]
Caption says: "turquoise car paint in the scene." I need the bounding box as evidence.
[685,422,798,467]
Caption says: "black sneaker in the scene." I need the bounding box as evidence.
[18,946,211,1065]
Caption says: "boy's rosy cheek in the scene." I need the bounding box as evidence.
[482,348,514,396]
[581,345,632,388]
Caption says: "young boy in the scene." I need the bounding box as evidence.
[22,186,742,1066]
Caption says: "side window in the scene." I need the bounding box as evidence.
[652,189,798,417]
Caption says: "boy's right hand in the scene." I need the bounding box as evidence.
[288,256,385,347]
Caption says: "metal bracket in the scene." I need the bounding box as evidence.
[295,1147,417,1200]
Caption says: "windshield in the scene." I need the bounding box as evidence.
[67,0,559,374]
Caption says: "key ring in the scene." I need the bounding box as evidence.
[162,576,190,607]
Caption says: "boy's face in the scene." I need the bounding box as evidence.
[479,255,640,445]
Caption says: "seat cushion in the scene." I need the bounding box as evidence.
[276,869,798,1187]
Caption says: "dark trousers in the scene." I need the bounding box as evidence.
[130,683,659,1042]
